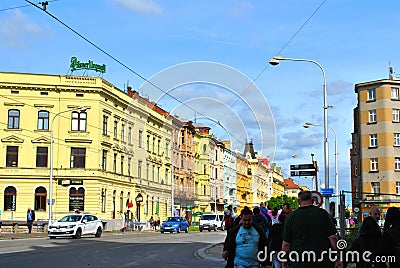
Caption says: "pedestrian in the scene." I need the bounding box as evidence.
[282,190,342,268]
[222,207,268,268]
[224,205,234,232]
[280,203,292,218]
[377,207,400,268]
[271,209,280,225]
[27,208,35,234]
[350,216,381,268]
[268,214,286,268]
[358,206,381,237]
[149,216,154,230]
[260,202,272,238]
[253,206,268,232]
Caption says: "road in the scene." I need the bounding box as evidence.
[0,231,226,268]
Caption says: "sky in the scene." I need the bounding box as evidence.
[2,0,400,202]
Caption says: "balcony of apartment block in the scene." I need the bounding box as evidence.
[363,193,400,203]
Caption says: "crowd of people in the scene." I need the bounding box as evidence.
[219,190,400,268]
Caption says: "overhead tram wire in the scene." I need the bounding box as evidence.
[0,0,60,12]
[209,0,328,129]
[24,0,245,149]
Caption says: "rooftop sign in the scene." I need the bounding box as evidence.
[70,56,106,74]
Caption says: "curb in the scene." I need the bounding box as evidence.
[195,243,225,263]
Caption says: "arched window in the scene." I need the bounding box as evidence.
[35,186,47,211]
[37,110,49,130]
[71,111,87,131]
[4,186,17,211]
[69,187,85,212]
[8,109,20,129]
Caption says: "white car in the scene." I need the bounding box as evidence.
[199,214,224,232]
[48,213,103,239]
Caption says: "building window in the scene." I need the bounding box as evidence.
[396,158,400,170]
[121,124,125,142]
[127,157,131,176]
[4,186,16,211]
[203,144,207,154]
[147,135,150,151]
[368,110,376,123]
[102,115,108,135]
[121,156,124,175]
[397,182,400,195]
[36,147,48,168]
[34,186,47,211]
[102,150,107,171]
[146,163,149,179]
[392,87,399,100]
[165,168,169,184]
[158,140,160,155]
[370,158,378,171]
[139,130,143,148]
[6,146,18,167]
[145,196,149,215]
[128,127,132,144]
[395,133,400,146]
[113,153,117,173]
[157,167,160,182]
[393,109,400,122]
[71,111,87,131]
[152,164,155,181]
[8,109,20,129]
[368,88,376,101]
[371,182,380,195]
[215,150,218,161]
[69,187,85,212]
[101,188,106,213]
[204,164,207,174]
[138,160,142,178]
[120,192,124,214]
[369,134,378,148]
[166,142,169,156]
[152,137,155,153]
[70,148,86,168]
[180,178,184,192]
[181,155,184,168]
[114,121,118,138]
[203,185,206,195]
[37,110,49,130]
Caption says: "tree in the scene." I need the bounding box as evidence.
[267,195,298,210]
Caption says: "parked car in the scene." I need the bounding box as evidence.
[160,216,189,233]
[48,213,103,239]
[199,214,224,232]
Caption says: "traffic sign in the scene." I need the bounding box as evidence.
[320,187,334,196]
[290,164,315,170]
[311,191,323,207]
[290,170,317,177]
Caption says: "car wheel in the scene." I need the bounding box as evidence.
[74,228,82,239]
[177,228,180,233]
[185,228,188,233]
[214,225,217,231]
[95,227,102,238]
[161,231,164,234]
[199,229,203,232]
[208,229,211,232]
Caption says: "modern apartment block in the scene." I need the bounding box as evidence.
[352,76,400,218]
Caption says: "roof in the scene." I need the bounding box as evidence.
[284,178,302,189]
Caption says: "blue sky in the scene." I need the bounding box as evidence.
[2,0,400,198]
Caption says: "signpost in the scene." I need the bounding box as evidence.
[311,191,323,207]
[290,161,318,191]
[320,187,335,196]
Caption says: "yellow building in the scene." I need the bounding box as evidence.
[352,77,400,218]
[235,154,251,213]
[0,72,172,229]
[270,163,285,197]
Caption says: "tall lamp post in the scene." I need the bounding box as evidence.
[49,106,86,226]
[269,56,330,212]
[304,122,338,220]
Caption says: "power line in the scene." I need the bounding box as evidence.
[24,0,245,149]
[0,0,60,12]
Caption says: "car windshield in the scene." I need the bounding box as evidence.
[165,217,180,222]
[201,214,216,220]
[59,215,82,222]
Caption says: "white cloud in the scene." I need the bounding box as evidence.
[112,0,163,14]
[0,10,43,49]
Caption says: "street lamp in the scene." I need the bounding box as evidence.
[269,56,330,212]
[49,106,87,226]
[304,122,338,220]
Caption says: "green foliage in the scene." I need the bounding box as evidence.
[267,195,299,210]
[345,209,351,219]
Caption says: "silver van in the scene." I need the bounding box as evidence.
[199,214,224,232]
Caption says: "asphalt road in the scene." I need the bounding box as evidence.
[0,231,226,268]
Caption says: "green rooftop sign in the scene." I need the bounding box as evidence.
[70,56,106,74]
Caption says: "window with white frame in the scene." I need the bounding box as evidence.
[369,134,378,147]
[37,110,49,130]
[121,124,125,142]
[393,109,400,122]
[368,88,376,101]
[102,115,108,135]
[395,133,400,146]
[71,111,86,131]
[397,182,400,195]
[8,109,20,129]
[138,130,143,148]
[369,110,377,123]
[392,87,399,100]
[396,157,400,170]
[371,182,380,194]
[370,158,378,171]
[128,126,132,144]
[113,121,118,139]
